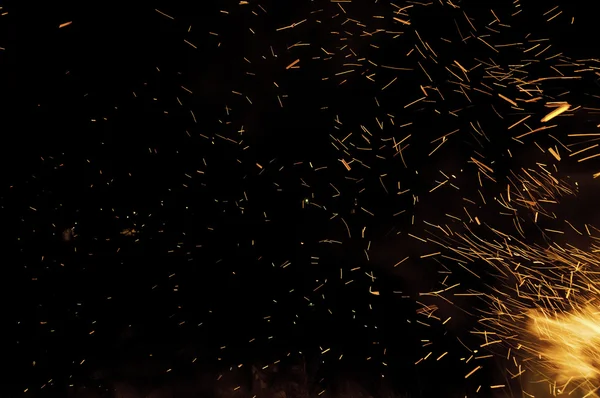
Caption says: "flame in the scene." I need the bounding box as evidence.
[527,306,600,395]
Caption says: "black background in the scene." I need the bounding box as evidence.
[3,0,600,397]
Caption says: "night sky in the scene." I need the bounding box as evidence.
[4,1,600,397]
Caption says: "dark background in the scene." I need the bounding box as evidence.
[2,0,600,397]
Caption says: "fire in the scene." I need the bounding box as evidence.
[527,305,600,396]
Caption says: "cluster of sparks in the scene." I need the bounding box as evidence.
[425,218,600,397]
[7,0,600,397]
